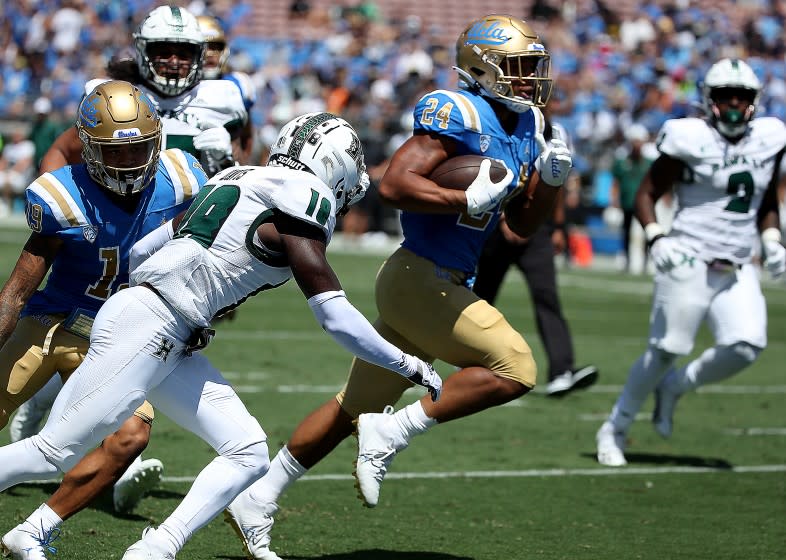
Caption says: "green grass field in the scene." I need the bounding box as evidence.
[0,225,784,559]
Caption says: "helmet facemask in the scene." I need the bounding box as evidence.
[137,39,205,97]
[81,134,161,196]
[707,86,758,139]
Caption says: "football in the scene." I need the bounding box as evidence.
[429,155,509,190]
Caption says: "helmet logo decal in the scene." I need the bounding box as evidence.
[79,96,100,127]
[170,6,184,32]
[465,21,510,46]
[114,128,142,138]
[288,113,334,158]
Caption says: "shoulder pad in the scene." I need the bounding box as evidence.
[196,80,248,119]
[158,149,207,204]
[225,72,256,109]
[749,117,786,145]
[84,78,110,96]
[413,89,484,137]
[269,170,336,239]
[655,118,712,159]
[25,170,88,233]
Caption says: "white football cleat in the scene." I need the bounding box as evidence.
[653,373,682,439]
[596,421,628,467]
[1,521,60,560]
[354,405,403,508]
[545,365,599,397]
[113,457,164,513]
[224,493,281,560]
[122,529,175,560]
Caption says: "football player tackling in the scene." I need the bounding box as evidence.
[596,58,786,466]
[0,112,442,559]
[224,15,572,560]
[0,80,206,557]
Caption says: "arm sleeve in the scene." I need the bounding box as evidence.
[129,220,174,273]
[307,290,419,378]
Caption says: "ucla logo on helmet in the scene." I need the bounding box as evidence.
[466,21,510,46]
[79,96,100,128]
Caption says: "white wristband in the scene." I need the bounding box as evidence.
[761,227,782,244]
[644,222,666,243]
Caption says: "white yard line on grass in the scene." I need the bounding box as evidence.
[160,463,786,483]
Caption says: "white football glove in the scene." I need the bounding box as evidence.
[649,236,690,272]
[194,126,233,161]
[403,355,443,402]
[761,228,786,279]
[534,133,572,187]
[465,158,514,215]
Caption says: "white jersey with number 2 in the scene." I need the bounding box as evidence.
[656,116,786,264]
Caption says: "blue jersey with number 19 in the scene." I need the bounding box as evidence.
[400,87,545,274]
[22,148,207,319]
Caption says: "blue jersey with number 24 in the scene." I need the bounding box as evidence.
[400,87,544,274]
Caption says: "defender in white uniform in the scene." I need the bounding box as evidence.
[0,113,442,559]
[597,58,786,467]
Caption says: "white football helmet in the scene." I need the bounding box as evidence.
[134,5,205,97]
[454,14,552,113]
[702,58,761,138]
[268,113,370,215]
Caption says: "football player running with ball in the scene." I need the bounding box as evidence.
[0,112,442,559]
[596,58,786,467]
[224,15,572,560]
[0,81,206,557]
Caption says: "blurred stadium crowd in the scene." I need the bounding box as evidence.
[2,0,786,244]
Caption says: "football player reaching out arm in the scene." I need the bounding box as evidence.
[0,112,440,560]
[222,16,573,560]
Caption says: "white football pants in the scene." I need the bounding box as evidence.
[0,286,269,546]
[649,261,766,355]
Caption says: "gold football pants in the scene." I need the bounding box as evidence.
[0,315,154,429]
[337,247,536,418]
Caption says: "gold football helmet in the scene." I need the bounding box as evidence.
[76,80,162,196]
[455,15,552,112]
[197,15,229,79]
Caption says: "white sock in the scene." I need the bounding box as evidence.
[246,445,306,506]
[608,347,675,433]
[156,448,269,555]
[672,344,760,393]
[390,401,436,450]
[25,504,62,534]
